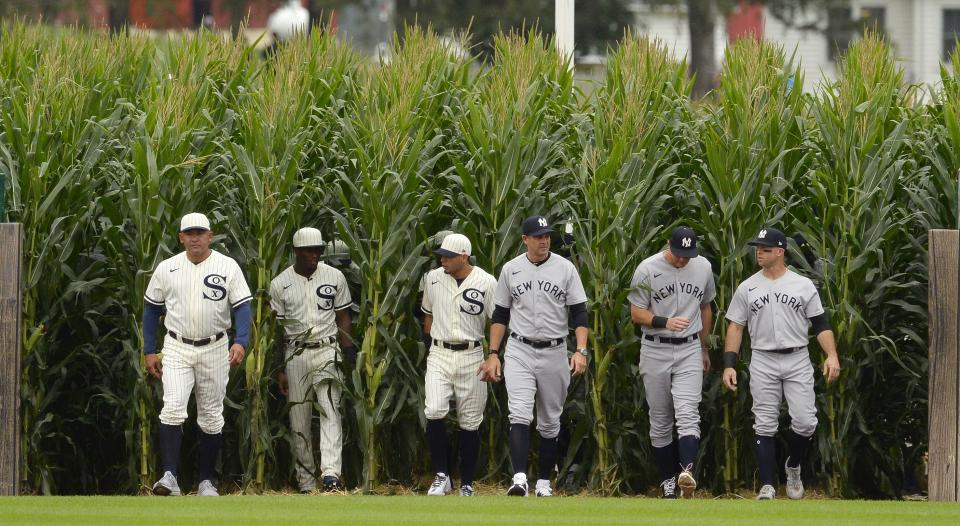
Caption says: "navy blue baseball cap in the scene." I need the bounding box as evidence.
[669,226,699,258]
[747,227,788,248]
[522,215,552,236]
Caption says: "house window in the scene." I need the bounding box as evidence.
[946,10,960,59]
[827,7,854,62]
[860,6,886,33]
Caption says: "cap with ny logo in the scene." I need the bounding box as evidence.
[522,215,552,237]
[669,226,699,258]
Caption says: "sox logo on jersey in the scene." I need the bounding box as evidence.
[421,261,497,431]
[145,249,252,434]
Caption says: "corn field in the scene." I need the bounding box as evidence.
[1,22,957,498]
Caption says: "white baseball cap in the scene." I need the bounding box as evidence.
[180,213,210,232]
[293,227,324,248]
[434,233,471,257]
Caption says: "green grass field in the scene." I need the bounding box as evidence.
[0,496,956,526]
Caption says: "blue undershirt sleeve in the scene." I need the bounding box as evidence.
[142,302,165,355]
[233,302,252,348]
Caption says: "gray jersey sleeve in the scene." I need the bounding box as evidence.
[725,282,749,326]
[493,263,514,308]
[627,263,651,309]
[804,281,825,318]
[565,262,587,306]
[703,265,717,305]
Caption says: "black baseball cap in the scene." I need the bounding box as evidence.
[669,226,699,258]
[522,215,552,236]
[747,227,788,248]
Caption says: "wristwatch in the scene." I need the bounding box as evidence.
[577,348,590,358]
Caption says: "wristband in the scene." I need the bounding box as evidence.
[723,351,739,369]
[488,348,499,356]
[652,316,668,329]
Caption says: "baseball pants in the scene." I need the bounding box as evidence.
[503,338,569,439]
[749,348,818,437]
[286,343,343,489]
[158,335,229,434]
[424,344,487,431]
[638,339,703,448]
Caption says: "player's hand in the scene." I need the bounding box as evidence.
[478,354,502,383]
[701,348,711,373]
[722,367,737,391]
[228,343,245,366]
[822,355,841,384]
[666,317,690,332]
[570,352,587,377]
[145,353,162,379]
[277,371,289,396]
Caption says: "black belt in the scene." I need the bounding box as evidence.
[510,333,565,349]
[432,339,482,351]
[758,347,802,354]
[292,336,337,349]
[168,331,225,347]
[644,333,699,345]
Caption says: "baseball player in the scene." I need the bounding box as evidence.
[479,215,589,497]
[628,226,716,499]
[143,213,252,497]
[421,233,497,497]
[722,227,841,500]
[269,227,354,493]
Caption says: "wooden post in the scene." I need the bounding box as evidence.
[929,229,960,501]
[0,223,23,496]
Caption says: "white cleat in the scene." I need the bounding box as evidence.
[427,473,452,496]
[197,479,219,497]
[534,479,553,497]
[677,465,697,498]
[459,484,474,497]
[785,459,804,500]
[152,471,181,496]
[507,473,528,497]
[757,484,776,500]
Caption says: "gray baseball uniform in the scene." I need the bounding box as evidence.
[494,252,587,438]
[628,252,715,448]
[725,269,824,437]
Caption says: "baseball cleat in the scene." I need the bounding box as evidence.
[322,476,343,493]
[459,484,474,497]
[785,459,804,500]
[152,471,181,496]
[507,473,528,497]
[677,465,697,498]
[197,479,219,497]
[427,473,452,496]
[756,484,776,500]
[534,479,553,497]
[659,476,678,499]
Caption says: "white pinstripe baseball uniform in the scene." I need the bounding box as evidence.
[269,262,351,488]
[144,249,252,434]
[421,265,497,431]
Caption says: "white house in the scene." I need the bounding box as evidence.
[628,0,960,90]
